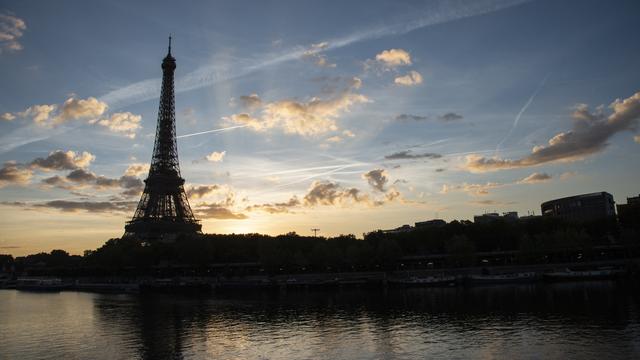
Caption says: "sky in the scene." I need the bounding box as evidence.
[1,0,639,256]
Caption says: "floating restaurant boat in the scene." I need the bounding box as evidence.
[468,272,537,284]
[543,268,626,281]
[390,275,457,287]
[15,278,70,291]
[140,278,211,292]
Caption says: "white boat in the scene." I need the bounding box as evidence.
[15,278,70,291]
[469,272,537,284]
[544,268,625,280]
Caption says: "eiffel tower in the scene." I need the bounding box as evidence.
[124,37,202,240]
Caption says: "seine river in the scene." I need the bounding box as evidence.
[1,281,639,359]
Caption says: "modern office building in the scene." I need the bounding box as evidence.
[541,192,615,221]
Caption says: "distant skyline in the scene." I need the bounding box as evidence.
[1,0,639,256]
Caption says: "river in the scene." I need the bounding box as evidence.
[1,281,639,359]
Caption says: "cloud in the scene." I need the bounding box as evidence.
[1,150,96,188]
[9,97,141,137]
[205,151,226,162]
[33,200,136,214]
[635,135,640,143]
[92,174,143,197]
[115,175,143,193]
[245,197,301,214]
[224,113,263,131]
[30,150,95,171]
[469,199,516,206]
[189,185,247,219]
[18,104,57,125]
[1,112,15,121]
[98,1,529,109]
[39,166,144,197]
[362,169,388,192]
[8,97,106,127]
[186,184,222,199]
[0,161,33,187]
[439,112,463,122]
[94,175,120,188]
[440,182,503,196]
[0,199,135,214]
[237,94,262,111]
[303,180,368,206]
[0,12,26,53]
[193,202,247,219]
[53,97,108,124]
[225,77,369,136]
[465,91,640,172]
[375,49,412,67]
[394,71,423,86]
[66,168,98,183]
[302,42,336,68]
[517,172,552,184]
[124,163,150,177]
[395,114,428,121]
[92,112,142,138]
[384,150,442,160]
[41,175,68,187]
[301,179,404,207]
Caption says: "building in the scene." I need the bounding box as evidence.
[616,194,640,229]
[382,224,413,234]
[541,192,615,221]
[473,212,518,224]
[415,219,447,228]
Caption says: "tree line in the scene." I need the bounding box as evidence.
[1,215,638,276]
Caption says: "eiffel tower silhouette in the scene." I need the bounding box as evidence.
[124,37,201,240]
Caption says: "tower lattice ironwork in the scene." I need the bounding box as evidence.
[124,37,201,239]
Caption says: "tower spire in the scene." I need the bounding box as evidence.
[124,40,201,241]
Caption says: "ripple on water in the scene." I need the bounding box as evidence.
[1,281,640,359]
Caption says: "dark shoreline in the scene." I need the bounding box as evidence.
[3,257,639,294]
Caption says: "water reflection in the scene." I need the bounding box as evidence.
[87,281,640,359]
[1,281,639,359]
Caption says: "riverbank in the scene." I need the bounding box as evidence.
[2,257,639,293]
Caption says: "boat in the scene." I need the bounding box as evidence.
[15,278,70,291]
[390,275,457,287]
[468,272,537,284]
[140,278,212,292]
[543,268,625,281]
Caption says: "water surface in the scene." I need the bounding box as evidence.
[1,281,639,359]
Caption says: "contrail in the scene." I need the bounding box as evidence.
[262,163,367,177]
[99,0,532,109]
[0,124,78,154]
[495,73,550,155]
[176,124,248,139]
[2,1,532,153]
